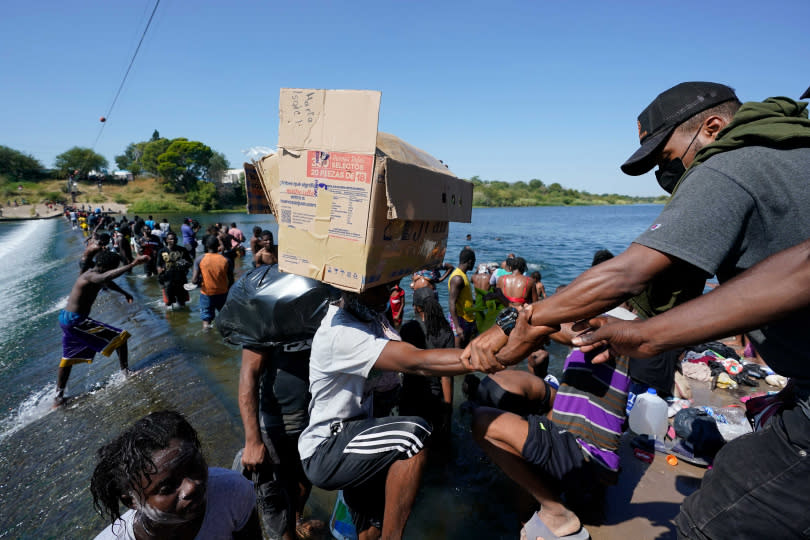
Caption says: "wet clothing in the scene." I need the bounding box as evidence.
[498,274,529,304]
[199,292,227,323]
[93,468,255,540]
[472,375,552,417]
[157,245,192,305]
[59,310,130,367]
[448,267,475,323]
[245,347,312,539]
[631,98,810,538]
[196,253,232,296]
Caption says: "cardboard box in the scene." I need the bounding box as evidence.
[265,88,472,292]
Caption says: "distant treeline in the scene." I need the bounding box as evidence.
[469,176,667,207]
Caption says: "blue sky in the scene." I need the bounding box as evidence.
[2,0,808,196]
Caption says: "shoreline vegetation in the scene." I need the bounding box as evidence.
[1,174,666,221]
[469,176,668,207]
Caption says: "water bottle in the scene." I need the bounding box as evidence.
[628,388,668,440]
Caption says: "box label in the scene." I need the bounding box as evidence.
[307,151,373,184]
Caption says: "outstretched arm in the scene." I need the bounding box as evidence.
[88,254,149,284]
[105,280,133,303]
[573,238,810,361]
[374,341,473,376]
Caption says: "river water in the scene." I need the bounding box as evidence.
[0,204,663,539]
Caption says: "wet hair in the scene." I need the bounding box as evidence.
[90,411,202,529]
[413,289,451,338]
[204,234,220,253]
[505,257,517,271]
[459,247,475,265]
[530,270,542,282]
[96,250,121,271]
[515,257,527,274]
[676,99,742,135]
[261,230,273,243]
[591,249,614,267]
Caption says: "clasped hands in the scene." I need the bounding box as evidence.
[461,304,558,373]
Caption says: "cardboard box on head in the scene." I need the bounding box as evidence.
[251,88,472,292]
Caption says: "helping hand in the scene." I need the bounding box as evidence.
[571,316,652,362]
[494,304,559,365]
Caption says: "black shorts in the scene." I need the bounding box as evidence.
[302,416,431,532]
[522,414,591,493]
[477,376,552,417]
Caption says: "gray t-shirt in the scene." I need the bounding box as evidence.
[634,146,810,379]
[94,467,255,540]
[298,305,398,460]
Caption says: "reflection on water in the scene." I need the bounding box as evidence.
[0,206,662,538]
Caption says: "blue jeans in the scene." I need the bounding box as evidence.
[199,293,227,322]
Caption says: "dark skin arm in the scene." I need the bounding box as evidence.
[572,238,810,362]
[436,262,455,283]
[448,274,466,347]
[238,349,281,471]
[374,341,473,377]
[104,280,133,303]
[463,243,674,372]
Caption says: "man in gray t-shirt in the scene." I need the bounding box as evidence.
[464,82,810,539]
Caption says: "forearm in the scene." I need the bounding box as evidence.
[440,376,453,404]
[530,244,666,327]
[409,348,471,376]
[105,281,128,297]
[638,240,810,353]
[238,364,263,446]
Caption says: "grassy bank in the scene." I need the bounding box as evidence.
[0,175,246,214]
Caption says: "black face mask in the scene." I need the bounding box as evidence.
[654,126,701,194]
[654,158,686,194]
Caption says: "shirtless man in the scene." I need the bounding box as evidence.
[471,264,492,292]
[55,251,149,405]
[253,230,277,267]
[497,257,538,307]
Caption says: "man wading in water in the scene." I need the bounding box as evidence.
[55,251,148,406]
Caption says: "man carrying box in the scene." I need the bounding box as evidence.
[298,282,476,540]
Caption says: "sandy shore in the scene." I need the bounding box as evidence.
[0,202,129,221]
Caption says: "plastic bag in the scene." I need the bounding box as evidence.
[217,265,340,348]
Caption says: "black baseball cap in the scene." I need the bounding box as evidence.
[621,82,738,176]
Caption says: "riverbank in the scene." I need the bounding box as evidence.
[0,202,129,220]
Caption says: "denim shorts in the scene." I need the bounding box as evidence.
[675,406,810,539]
[199,292,227,322]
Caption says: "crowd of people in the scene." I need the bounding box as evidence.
[62,80,809,540]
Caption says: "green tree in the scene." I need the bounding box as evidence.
[156,139,213,192]
[206,151,229,182]
[114,141,146,174]
[54,147,108,178]
[151,129,160,141]
[186,181,218,210]
[0,145,44,181]
[141,138,171,174]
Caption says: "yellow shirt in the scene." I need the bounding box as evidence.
[448,267,475,322]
